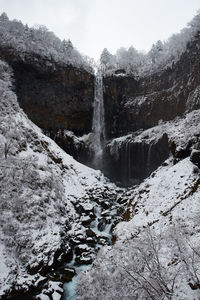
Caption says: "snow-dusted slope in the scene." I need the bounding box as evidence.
[77,143,200,298]
[0,60,114,298]
[108,109,200,156]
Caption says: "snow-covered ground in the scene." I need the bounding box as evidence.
[77,155,200,299]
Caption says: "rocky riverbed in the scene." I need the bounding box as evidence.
[13,186,124,300]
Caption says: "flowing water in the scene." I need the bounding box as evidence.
[62,72,113,300]
[62,203,116,300]
[91,71,105,169]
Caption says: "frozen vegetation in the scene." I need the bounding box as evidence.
[0,12,93,73]
[100,10,200,77]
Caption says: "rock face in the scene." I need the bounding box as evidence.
[103,34,200,138]
[104,133,169,186]
[190,150,200,168]
[1,35,200,186]
[0,46,94,136]
[48,130,92,164]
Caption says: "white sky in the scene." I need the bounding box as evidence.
[0,0,199,60]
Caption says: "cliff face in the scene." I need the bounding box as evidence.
[1,34,200,187]
[103,34,200,139]
[103,33,200,186]
[0,46,94,136]
[104,133,169,186]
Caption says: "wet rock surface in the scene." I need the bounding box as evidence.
[104,133,170,186]
[190,150,200,168]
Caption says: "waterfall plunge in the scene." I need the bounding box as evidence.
[91,71,105,169]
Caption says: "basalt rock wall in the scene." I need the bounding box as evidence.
[103,34,200,138]
[104,133,170,187]
[0,46,94,136]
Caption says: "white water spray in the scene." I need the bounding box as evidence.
[91,70,105,169]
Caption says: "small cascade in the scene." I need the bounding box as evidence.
[91,70,105,169]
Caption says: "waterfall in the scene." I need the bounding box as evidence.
[91,70,105,169]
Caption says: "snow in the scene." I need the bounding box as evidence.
[0,58,115,297]
[107,109,200,157]
[77,156,200,299]
[0,13,93,73]
[36,294,50,300]
[115,157,199,239]
[0,243,10,295]
[52,291,62,300]
[101,11,200,77]
[125,95,147,109]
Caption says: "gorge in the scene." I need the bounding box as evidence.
[0,11,200,300]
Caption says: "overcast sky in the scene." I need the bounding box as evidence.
[0,0,199,60]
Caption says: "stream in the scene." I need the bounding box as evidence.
[62,201,117,300]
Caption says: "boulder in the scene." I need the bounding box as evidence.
[98,218,108,232]
[190,150,200,168]
[60,267,76,282]
[75,244,91,256]
[75,253,94,265]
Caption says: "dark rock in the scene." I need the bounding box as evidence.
[103,35,200,139]
[74,203,94,215]
[86,229,97,238]
[70,233,87,245]
[80,215,92,226]
[75,253,94,265]
[101,210,111,217]
[170,139,195,161]
[114,69,126,75]
[101,201,111,210]
[85,237,96,246]
[27,261,44,275]
[97,218,109,232]
[190,150,200,168]
[104,133,169,187]
[0,46,94,137]
[48,271,60,282]
[60,267,76,282]
[175,145,191,159]
[53,245,73,267]
[52,130,92,164]
[75,244,91,256]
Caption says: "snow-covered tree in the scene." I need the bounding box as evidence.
[0,13,93,72]
[100,11,200,77]
[149,40,164,64]
[100,48,116,73]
